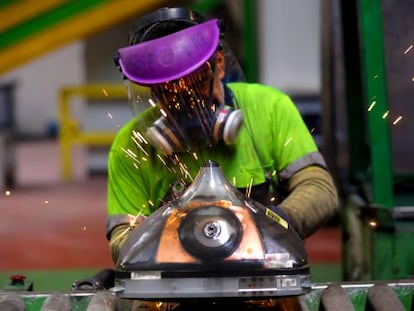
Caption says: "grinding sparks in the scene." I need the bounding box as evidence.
[284,137,292,147]
[44,200,49,204]
[148,98,157,107]
[109,212,145,246]
[129,211,144,227]
[393,116,402,125]
[156,154,166,165]
[132,130,148,144]
[102,88,109,97]
[131,135,149,156]
[368,220,377,228]
[178,161,192,180]
[368,101,376,111]
[121,147,140,164]
[109,226,131,246]
[160,108,167,118]
[107,112,114,119]
[83,226,87,231]
[245,178,254,198]
[382,110,389,119]
[404,45,413,55]
[5,190,11,196]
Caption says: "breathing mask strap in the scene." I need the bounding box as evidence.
[224,85,237,108]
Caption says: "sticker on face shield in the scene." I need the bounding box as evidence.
[117,19,220,84]
[265,208,289,229]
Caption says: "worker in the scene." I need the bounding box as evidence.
[107,6,339,264]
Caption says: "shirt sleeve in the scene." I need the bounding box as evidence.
[233,83,320,177]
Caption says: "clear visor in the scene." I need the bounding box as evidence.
[120,18,246,154]
[127,62,218,154]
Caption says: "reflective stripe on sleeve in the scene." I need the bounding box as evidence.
[279,151,327,180]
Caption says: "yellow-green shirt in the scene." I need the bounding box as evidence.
[106,82,323,236]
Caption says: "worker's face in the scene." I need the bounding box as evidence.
[151,51,226,111]
[124,49,242,155]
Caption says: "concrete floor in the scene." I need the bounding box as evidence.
[0,140,341,272]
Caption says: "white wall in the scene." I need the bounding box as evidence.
[258,0,321,95]
[0,2,322,183]
[0,1,322,135]
[0,41,85,136]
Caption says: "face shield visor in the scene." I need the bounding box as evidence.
[115,19,244,155]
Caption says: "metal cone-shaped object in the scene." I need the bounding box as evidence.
[115,160,311,299]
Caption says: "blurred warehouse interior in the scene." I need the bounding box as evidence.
[1,0,414,289]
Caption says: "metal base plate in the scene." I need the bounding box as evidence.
[113,273,312,300]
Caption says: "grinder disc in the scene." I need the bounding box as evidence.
[178,205,242,261]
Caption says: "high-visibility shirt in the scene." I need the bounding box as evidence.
[106,82,324,236]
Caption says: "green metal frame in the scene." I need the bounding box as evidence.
[242,0,258,82]
[342,0,414,281]
[358,0,394,209]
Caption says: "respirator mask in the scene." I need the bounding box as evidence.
[115,19,244,155]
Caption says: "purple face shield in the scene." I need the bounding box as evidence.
[116,19,220,85]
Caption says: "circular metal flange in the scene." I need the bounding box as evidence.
[178,205,242,261]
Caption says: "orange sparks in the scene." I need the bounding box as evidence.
[404,45,413,55]
[368,220,377,228]
[283,137,292,146]
[245,178,253,198]
[393,116,402,125]
[368,101,376,111]
[102,88,109,97]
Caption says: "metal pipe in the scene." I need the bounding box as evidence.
[40,293,70,311]
[319,283,354,311]
[86,291,117,311]
[367,283,405,311]
[0,293,25,311]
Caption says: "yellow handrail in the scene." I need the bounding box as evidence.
[59,83,127,181]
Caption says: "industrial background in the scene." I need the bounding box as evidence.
[0,0,414,309]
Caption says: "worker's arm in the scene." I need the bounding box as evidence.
[278,165,339,238]
[109,223,132,265]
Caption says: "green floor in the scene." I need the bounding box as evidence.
[1,263,342,292]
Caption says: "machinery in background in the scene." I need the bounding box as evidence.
[321,0,414,282]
